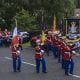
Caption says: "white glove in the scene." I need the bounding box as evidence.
[17,50,20,55]
[41,50,44,53]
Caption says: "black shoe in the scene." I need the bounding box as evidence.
[36,71,40,73]
[42,71,47,73]
[14,70,16,72]
[65,73,69,76]
[62,67,65,69]
[69,73,73,75]
[18,70,21,72]
[17,69,21,72]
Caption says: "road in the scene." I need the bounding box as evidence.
[0,47,80,80]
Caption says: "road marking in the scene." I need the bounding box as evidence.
[69,74,80,79]
[4,57,80,79]
[4,57,36,67]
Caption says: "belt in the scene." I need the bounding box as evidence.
[12,52,17,53]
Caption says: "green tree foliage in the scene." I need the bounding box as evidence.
[76,0,80,8]
[22,0,76,27]
[14,9,37,31]
[0,0,22,29]
[0,0,76,30]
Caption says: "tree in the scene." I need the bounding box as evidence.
[0,0,76,30]
[13,9,38,31]
[0,0,23,29]
[22,0,76,27]
[76,0,80,8]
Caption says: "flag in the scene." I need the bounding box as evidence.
[52,15,57,32]
[41,30,46,44]
[13,27,17,37]
[11,27,19,46]
[11,19,19,47]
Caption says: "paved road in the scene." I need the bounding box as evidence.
[0,47,80,80]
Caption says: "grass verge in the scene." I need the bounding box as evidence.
[23,41,31,48]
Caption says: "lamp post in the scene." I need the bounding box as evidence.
[41,10,44,24]
[41,10,44,30]
[33,9,45,30]
[65,9,68,19]
[76,13,80,34]
[65,9,68,35]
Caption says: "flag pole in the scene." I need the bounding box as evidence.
[41,30,45,44]
[66,19,67,36]
[52,15,57,32]
[15,18,17,27]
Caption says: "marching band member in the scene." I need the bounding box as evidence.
[34,42,47,73]
[63,46,74,75]
[10,43,21,72]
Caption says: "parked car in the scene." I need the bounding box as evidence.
[19,32,30,43]
[0,31,30,47]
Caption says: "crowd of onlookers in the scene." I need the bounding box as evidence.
[0,28,11,47]
[0,28,30,47]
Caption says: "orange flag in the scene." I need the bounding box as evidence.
[41,30,46,44]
